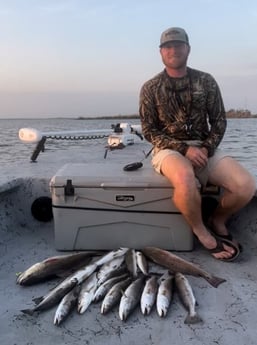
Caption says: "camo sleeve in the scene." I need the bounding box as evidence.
[139,79,189,155]
[200,74,227,156]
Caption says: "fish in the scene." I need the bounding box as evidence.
[94,248,129,267]
[147,262,169,276]
[101,277,132,315]
[96,256,126,286]
[70,262,98,285]
[125,249,138,278]
[54,285,81,326]
[16,251,101,285]
[38,248,128,300]
[136,251,148,275]
[175,272,203,324]
[21,276,78,315]
[77,272,98,314]
[93,273,128,303]
[140,275,158,315]
[142,247,226,288]
[156,272,174,317]
[119,276,145,321]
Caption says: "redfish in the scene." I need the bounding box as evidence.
[142,247,226,288]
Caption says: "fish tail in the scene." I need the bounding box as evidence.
[119,309,128,321]
[184,312,203,324]
[205,275,226,288]
[54,316,62,326]
[157,308,167,318]
[119,311,125,321]
[77,305,84,314]
[141,306,148,315]
[21,308,35,316]
[100,305,108,315]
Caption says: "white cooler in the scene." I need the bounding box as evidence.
[50,163,193,251]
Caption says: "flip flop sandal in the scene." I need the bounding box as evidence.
[210,230,243,252]
[208,238,240,262]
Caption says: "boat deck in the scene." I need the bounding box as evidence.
[1,142,257,344]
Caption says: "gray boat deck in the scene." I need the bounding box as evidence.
[1,142,257,345]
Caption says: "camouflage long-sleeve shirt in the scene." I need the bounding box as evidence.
[139,67,226,157]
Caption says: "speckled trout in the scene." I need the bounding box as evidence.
[175,272,203,324]
[54,285,81,326]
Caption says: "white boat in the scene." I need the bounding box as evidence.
[1,122,257,345]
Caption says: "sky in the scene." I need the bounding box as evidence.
[0,0,257,118]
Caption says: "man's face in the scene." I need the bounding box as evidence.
[160,41,190,70]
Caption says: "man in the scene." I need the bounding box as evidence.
[139,27,256,261]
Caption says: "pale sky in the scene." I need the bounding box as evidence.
[0,0,257,118]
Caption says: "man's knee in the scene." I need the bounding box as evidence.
[161,156,195,186]
[238,173,256,199]
[229,171,256,202]
[162,163,194,184]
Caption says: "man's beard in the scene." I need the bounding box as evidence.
[162,55,188,70]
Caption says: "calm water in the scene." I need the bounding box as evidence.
[0,117,257,176]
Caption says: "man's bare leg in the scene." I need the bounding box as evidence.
[160,154,236,260]
[208,157,256,237]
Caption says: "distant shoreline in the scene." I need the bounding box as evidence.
[76,113,257,120]
[1,112,257,121]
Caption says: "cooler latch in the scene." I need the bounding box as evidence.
[64,179,75,196]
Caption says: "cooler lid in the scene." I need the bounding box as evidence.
[50,162,171,189]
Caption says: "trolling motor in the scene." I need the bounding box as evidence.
[18,122,144,162]
[111,123,123,133]
[30,136,47,162]
[107,123,143,147]
[104,123,144,158]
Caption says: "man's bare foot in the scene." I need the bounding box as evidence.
[197,232,237,261]
[208,218,242,251]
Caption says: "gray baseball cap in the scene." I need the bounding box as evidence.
[159,27,189,47]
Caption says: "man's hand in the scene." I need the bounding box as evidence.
[185,146,208,168]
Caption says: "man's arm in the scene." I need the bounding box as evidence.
[139,83,189,156]
[201,75,227,157]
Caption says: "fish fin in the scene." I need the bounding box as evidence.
[32,296,44,305]
[158,271,171,284]
[205,275,226,288]
[43,257,59,264]
[21,308,35,316]
[55,271,70,278]
[184,313,203,324]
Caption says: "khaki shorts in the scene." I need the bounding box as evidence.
[152,145,229,186]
